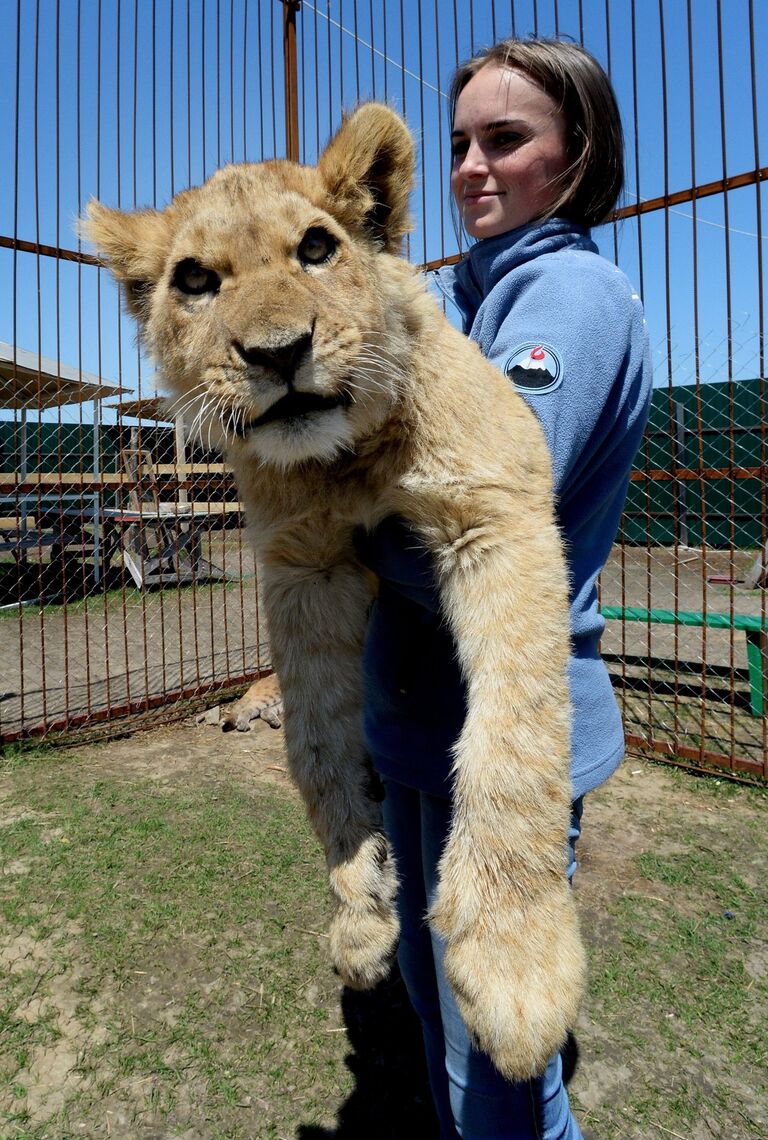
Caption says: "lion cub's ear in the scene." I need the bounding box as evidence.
[79,200,173,321]
[318,103,414,253]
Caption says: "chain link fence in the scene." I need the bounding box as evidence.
[1,1,766,777]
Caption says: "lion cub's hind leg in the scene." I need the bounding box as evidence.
[260,538,399,990]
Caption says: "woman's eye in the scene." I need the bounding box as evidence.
[298,228,337,266]
[172,259,221,295]
[492,132,523,149]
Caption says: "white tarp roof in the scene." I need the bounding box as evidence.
[0,341,128,410]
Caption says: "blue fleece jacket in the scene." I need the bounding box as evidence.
[356,217,652,800]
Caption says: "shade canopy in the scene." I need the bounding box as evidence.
[0,341,127,410]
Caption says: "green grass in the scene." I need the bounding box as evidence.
[572,766,768,1138]
[1,748,766,1138]
[0,757,350,1137]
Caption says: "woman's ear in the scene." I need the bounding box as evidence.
[318,103,415,253]
[79,200,173,320]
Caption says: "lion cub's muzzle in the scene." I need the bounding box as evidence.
[233,330,313,385]
[236,388,353,435]
[229,327,353,437]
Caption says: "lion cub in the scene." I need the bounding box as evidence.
[83,104,585,1080]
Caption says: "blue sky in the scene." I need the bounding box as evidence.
[1,0,766,427]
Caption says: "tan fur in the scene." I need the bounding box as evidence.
[83,103,586,1080]
[220,674,283,731]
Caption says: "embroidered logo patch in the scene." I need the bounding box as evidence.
[504,343,563,394]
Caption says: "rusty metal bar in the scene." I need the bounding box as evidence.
[686,0,710,763]
[0,102,766,271]
[625,734,765,781]
[626,737,766,785]
[657,0,685,751]
[748,0,768,770]
[282,0,301,161]
[715,0,738,765]
[628,0,647,731]
[614,166,768,220]
[629,467,768,484]
[0,670,272,746]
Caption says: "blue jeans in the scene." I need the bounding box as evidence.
[381,778,584,1140]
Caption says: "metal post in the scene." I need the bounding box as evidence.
[19,408,29,565]
[92,400,101,586]
[674,401,689,547]
[282,1,301,162]
[175,414,189,505]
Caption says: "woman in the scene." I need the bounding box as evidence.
[355,38,653,1140]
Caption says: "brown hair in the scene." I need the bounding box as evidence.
[449,38,624,229]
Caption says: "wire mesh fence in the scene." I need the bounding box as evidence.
[0,1,766,777]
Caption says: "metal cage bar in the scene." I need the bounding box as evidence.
[0,1,765,779]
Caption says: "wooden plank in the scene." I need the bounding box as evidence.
[0,471,133,490]
[0,468,235,487]
[186,502,242,514]
[154,462,232,476]
[630,466,767,483]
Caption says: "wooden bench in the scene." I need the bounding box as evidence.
[601,605,767,718]
[0,515,58,556]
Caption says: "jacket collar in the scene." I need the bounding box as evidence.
[453,217,597,308]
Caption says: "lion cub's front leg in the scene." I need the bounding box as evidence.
[418,497,586,1081]
[260,538,398,989]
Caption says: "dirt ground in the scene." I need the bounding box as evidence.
[1,713,765,1138]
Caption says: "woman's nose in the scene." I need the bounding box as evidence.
[457,138,487,179]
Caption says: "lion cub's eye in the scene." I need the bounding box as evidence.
[297,228,337,267]
[172,258,221,296]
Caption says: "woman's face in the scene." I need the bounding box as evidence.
[450,65,571,239]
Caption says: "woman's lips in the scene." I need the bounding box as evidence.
[463,191,501,205]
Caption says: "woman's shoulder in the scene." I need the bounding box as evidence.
[529,245,640,304]
[489,246,641,334]
[472,242,648,387]
[504,249,645,353]
[429,226,645,344]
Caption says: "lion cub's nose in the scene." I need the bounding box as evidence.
[233,332,313,384]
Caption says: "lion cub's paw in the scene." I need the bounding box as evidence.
[432,889,586,1081]
[329,903,400,990]
[327,832,400,989]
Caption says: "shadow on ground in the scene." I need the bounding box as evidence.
[296,977,580,1139]
[297,968,439,1139]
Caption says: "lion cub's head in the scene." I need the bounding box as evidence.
[83,105,415,467]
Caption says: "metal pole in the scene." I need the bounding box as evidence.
[175,414,189,505]
[674,401,689,547]
[92,399,101,585]
[282,1,301,162]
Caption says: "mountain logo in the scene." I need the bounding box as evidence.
[504,342,563,394]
